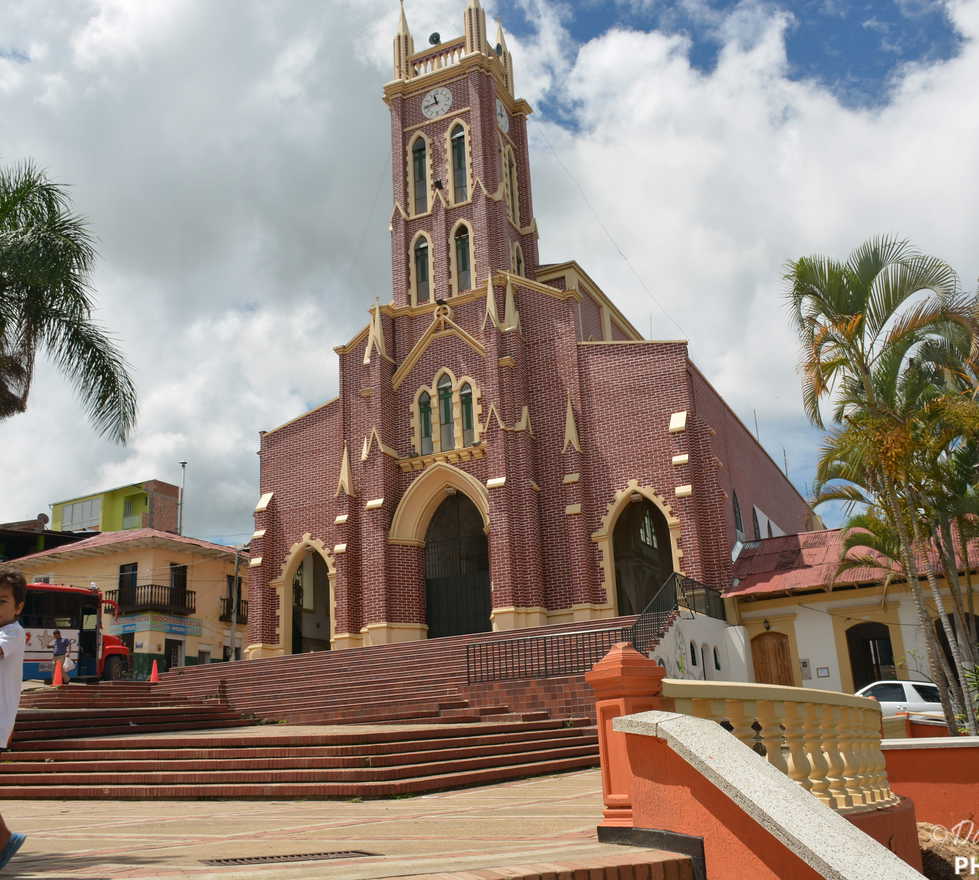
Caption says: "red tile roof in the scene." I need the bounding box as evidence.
[727,528,979,599]
[11,528,246,564]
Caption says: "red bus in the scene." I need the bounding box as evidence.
[20,582,130,681]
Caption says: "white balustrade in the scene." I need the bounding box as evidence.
[662,679,898,813]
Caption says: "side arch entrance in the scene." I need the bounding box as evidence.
[612,498,674,615]
[425,493,491,638]
[291,550,331,653]
[846,621,895,690]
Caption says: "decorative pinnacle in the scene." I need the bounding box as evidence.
[398,0,410,34]
[496,20,507,47]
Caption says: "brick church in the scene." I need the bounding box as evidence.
[243,0,814,660]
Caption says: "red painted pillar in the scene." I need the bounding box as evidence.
[586,642,673,827]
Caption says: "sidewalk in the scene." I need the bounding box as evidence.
[0,769,684,879]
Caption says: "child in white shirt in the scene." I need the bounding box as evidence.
[0,569,27,869]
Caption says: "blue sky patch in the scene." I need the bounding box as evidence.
[0,48,30,63]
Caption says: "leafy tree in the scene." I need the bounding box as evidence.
[786,235,979,732]
[0,160,137,442]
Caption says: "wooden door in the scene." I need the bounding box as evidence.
[751,632,794,685]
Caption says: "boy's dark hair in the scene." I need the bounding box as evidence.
[0,569,27,606]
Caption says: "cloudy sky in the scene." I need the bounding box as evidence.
[1,0,977,544]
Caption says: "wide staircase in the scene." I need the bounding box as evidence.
[3,617,659,800]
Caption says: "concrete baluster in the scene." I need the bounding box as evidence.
[854,707,878,805]
[803,703,833,807]
[725,699,757,751]
[756,701,788,775]
[839,707,865,807]
[821,705,852,810]
[782,701,812,792]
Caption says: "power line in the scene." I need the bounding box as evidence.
[536,127,687,339]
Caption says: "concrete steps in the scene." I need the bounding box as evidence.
[0,721,599,800]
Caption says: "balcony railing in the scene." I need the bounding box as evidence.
[219,597,248,624]
[660,678,896,812]
[105,584,196,616]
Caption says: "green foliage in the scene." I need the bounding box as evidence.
[0,159,137,442]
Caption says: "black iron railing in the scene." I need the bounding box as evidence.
[105,584,196,616]
[219,597,248,624]
[465,572,725,684]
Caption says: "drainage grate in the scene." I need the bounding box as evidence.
[201,851,378,866]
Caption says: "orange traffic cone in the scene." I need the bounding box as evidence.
[52,659,64,688]
[149,660,160,683]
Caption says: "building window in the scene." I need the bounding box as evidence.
[454,224,471,293]
[752,507,761,540]
[513,243,525,276]
[451,124,468,203]
[732,491,744,537]
[411,137,428,215]
[767,521,774,539]
[690,641,698,666]
[413,236,431,303]
[460,383,475,446]
[713,646,721,671]
[419,391,433,454]
[118,562,137,590]
[639,507,657,548]
[438,374,454,451]
[506,149,519,224]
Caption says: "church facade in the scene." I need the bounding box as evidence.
[244,0,814,659]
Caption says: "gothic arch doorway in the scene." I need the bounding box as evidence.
[612,498,673,615]
[291,550,331,653]
[846,621,895,690]
[425,493,491,638]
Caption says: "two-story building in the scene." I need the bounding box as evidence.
[51,479,179,534]
[13,528,248,677]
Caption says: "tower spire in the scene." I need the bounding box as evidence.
[495,20,514,93]
[463,0,488,55]
[393,0,415,80]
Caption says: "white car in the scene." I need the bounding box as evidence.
[854,680,943,717]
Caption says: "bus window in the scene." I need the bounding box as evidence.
[82,611,98,630]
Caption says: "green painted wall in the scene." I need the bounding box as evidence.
[51,487,148,532]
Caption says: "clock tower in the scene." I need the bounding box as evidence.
[384,0,539,307]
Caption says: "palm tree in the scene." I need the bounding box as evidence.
[786,235,979,731]
[0,160,137,442]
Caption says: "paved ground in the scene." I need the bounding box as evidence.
[1,769,677,880]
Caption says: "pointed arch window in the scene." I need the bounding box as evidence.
[451,124,468,204]
[454,225,471,293]
[507,151,519,224]
[438,374,454,451]
[513,243,525,277]
[412,138,428,215]
[460,383,474,447]
[732,490,744,538]
[414,237,430,303]
[419,391,433,455]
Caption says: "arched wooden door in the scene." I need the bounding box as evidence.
[751,632,794,685]
[613,499,673,615]
[425,493,491,638]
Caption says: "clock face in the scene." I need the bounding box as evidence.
[496,98,510,133]
[421,87,453,119]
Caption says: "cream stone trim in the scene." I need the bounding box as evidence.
[405,130,432,219]
[399,445,485,472]
[392,309,486,390]
[491,606,548,631]
[403,105,471,133]
[382,288,484,319]
[669,411,688,433]
[545,602,617,625]
[675,485,693,498]
[408,229,435,307]
[333,543,347,554]
[334,326,369,356]
[501,140,520,225]
[672,454,689,466]
[502,279,520,331]
[250,529,266,540]
[359,388,374,397]
[600,305,613,341]
[535,261,644,341]
[254,492,273,513]
[491,271,578,302]
[243,642,283,660]
[248,556,263,567]
[592,480,683,616]
[389,461,490,545]
[498,356,515,367]
[563,473,581,484]
[334,514,348,525]
[529,480,541,492]
[332,632,365,651]
[361,426,398,462]
[365,498,384,510]
[482,276,500,331]
[270,533,337,655]
[443,116,474,206]
[335,443,355,498]
[565,503,582,515]
[363,302,392,365]
[563,395,581,453]
[448,219,477,297]
[486,477,506,489]
[361,622,428,646]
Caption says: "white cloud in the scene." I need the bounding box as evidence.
[1,0,977,538]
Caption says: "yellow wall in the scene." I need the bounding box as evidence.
[17,544,245,663]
